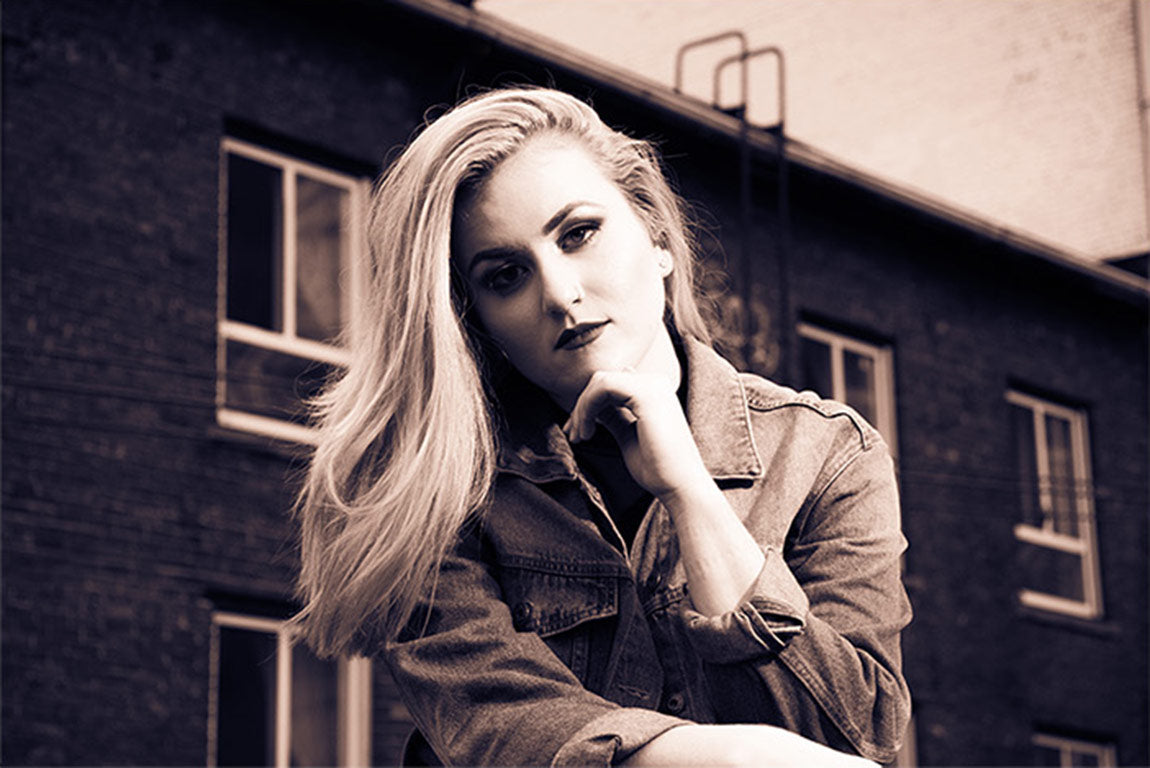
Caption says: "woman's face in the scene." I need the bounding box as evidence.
[453,136,678,411]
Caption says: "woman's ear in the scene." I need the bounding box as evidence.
[656,247,673,278]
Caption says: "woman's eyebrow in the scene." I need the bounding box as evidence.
[467,246,521,274]
[541,201,599,235]
[467,202,604,274]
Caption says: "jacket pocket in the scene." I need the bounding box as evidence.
[499,562,619,682]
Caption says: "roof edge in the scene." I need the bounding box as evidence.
[391,0,1150,306]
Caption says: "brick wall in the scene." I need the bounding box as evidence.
[4,1,1147,765]
[1,0,465,762]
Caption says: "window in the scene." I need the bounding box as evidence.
[208,612,371,767]
[1007,390,1102,619]
[218,138,366,443]
[797,323,898,453]
[1032,732,1116,767]
[893,714,917,768]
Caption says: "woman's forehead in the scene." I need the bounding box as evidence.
[469,139,619,215]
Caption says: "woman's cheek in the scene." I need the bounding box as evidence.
[484,302,541,362]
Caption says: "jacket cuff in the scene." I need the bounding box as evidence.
[550,708,690,767]
[680,547,809,663]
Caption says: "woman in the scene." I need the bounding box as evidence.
[294,87,911,766]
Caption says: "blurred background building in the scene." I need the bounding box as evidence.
[481,0,1150,264]
[4,0,1147,765]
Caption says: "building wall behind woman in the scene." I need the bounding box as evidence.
[3,0,1146,765]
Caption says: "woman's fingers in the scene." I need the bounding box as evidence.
[561,368,711,498]
[595,405,638,447]
[562,369,648,444]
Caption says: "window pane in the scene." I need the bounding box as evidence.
[1070,749,1102,767]
[290,644,339,767]
[224,340,333,425]
[1020,539,1085,602]
[1033,744,1063,766]
[843,349,877,424]
[1045,414,1079,537]
[296,175,346,342]
[217,626,277,767]
[1011,404,1042,529]
[227,154,283,330]
[800,336,832,399]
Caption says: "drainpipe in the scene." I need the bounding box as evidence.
[1133,0,1150,249]
[673,33,757,369]
[712,47,788,379]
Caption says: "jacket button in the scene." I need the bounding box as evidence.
[666,692,685,713]
[512,601,533,624]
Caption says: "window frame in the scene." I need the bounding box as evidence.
[1006,389,1102,620]
[796,322,898,456]
[1032,732,1116,767]
[216,138,367,444]
[207,611,372,768]
[892,713,917,768]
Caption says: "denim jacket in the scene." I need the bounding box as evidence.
[382,340,912,766]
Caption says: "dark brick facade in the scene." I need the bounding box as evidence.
[4,0,1147,765]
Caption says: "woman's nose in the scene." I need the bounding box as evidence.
[538,257,583,317]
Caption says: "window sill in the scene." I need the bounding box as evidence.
[1016,604,1122,639]
[205,422,310,462]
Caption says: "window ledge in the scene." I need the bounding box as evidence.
[1016,604,1123,638]
[205,422,310,462]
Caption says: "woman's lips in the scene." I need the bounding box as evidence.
[555,321,608,350]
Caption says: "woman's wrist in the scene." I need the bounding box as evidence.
[656,477,766,617]
[656,474,725,518]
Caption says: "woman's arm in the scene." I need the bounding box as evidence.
[565,370,912,762]
[681,438,912,760]
[620,724,877,767]
[564,369,766,616]
[384,548,873,768]
[381,520,689,767]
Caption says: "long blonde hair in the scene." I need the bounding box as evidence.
[294,86,711,657]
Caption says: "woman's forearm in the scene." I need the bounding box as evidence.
[620,723,878,767]
[561,368,768,617]
[658,480,766,617]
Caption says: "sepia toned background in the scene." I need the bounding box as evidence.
[3,0,1147,765]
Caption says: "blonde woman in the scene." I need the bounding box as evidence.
[294,87,911,767]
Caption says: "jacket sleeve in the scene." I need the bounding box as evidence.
[379,524,689,767]
[680,436,912,763]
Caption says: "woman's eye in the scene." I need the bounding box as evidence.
[559,221,599,251]
[482,264,528,295]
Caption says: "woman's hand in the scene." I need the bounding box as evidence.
[620,724,879,768]
[563,369,766,617]
[562,368,711,499]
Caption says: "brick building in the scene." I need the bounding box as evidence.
[4,0,1147,765]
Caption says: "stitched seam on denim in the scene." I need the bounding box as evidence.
[749,595,806,621]
[502,570,620,632]
[527,598,617,627]
[776,647,885,757]
[802,442,870,524]
[501,556,629,577]
[533,605,619,636]
[641,584,687,616]
[497,464,578,483]
[743,390,871,451]
[783,444,870,574]
[735,608,780,654]
[730,375,764,477]
[775,648,861,749]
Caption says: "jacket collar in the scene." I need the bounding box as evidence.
[495,337,763,483]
